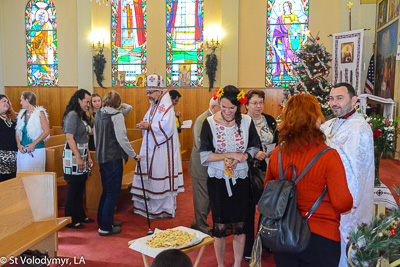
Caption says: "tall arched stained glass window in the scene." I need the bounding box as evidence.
[166,0,203,87]
[26,0,58,86]
[112,0,147,87]
[266,0,309,87]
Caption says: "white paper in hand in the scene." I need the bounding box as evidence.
[181,120,193,129]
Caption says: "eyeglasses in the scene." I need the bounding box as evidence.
[146,90,157,95]
[248,101,264,106]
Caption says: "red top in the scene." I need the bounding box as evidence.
[264,144,353,241]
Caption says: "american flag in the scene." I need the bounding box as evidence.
[365,54,374,94]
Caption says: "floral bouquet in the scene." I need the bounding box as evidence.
[366,115,400,185]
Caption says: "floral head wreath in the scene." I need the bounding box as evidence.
[213,88,247,106]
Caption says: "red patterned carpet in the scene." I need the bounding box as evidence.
[48,159,399,266]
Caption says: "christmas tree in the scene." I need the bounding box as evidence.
[347,186,400,266]
[281,32,333,119]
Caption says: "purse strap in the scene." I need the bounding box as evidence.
[278,143,332,220]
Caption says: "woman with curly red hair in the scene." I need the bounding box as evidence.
[264,94,353,266]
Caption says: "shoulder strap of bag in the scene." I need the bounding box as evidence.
[304,186,328,220]
[278,144,331,220]
[279,143,298,181]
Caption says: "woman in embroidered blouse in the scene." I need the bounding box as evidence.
[0,95,18,182]
[15,91,50,172]
[243,89,279,260]
[200,85,261,267]
[62,89,94,229]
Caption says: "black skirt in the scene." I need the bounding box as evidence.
[207,176,250,236]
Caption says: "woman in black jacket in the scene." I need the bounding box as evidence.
[243,89,279,261]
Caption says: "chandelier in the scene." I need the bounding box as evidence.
[90,0,118,6]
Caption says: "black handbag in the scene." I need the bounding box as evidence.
[249,146,330,267]
[247,158,266,204]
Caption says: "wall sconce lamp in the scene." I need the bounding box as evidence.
[205,26,223,54]
[92,40,104,52]
[205,37,220,53]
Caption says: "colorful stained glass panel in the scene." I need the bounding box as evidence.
[166,0,203,87]
[112,0,147,87]
[266,0,309,87]
[26,0,58,86]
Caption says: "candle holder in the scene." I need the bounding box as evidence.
[205,38,220,54]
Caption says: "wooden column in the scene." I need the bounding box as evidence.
[77,0,93,92]
[0,10,4,95]
[221,0,239,86]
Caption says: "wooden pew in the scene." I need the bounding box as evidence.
[85,138,143,213]
[0,172,71,264]
[44,134,66,148]
[126,128,142,142]
[45,144,66,186]
[51,126,63,136]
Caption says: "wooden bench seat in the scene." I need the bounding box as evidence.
[1,218,70,260]
[0,172,71,264]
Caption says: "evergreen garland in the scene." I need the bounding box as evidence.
[93,51,107,89]
[348,186,400,266]
[281,33,333,119]
[205,53,218,92]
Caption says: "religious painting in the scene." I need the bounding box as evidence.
[26,0,58,86]
[375,20,398,99]
[378,0,388,29]
[341,42,354,64]
[266,0,309,87]
[166,0,203,87]
[111,0,147,87]
[178,64,191,86]
[136,74,145,87]
[388,0,399,21]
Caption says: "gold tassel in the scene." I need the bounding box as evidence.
[249,232,262,267]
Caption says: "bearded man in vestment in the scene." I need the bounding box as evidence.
[321,83,374,267]
[131,74,184,219]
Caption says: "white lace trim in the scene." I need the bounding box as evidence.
[208,166,247,179]
[208,166,247,197]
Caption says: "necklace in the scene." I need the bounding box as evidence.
[0,115,12,127]
[221,112,235,123]
[328,118,347,139]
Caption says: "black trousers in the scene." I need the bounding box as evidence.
[65,174,87,225]
[273,233,341,267]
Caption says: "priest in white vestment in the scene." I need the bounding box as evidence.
[131,74,184,219]
[321,83,374,267]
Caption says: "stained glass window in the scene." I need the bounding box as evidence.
[266,0,309,87]
[112,0,147,87]
[166,0,203,87]
[26,0,58,86]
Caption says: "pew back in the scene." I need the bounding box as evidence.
[45,134,66,148]
[0,172,71,260]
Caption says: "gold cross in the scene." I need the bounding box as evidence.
[347,1,353,12]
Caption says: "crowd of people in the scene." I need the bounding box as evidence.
[0,79,375,266]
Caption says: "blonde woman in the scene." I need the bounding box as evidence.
[16,91,50,172]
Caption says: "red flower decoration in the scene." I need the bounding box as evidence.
[373,129,382,137]
[238,96,247,106]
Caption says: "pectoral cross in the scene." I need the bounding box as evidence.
[348,1,353,30]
